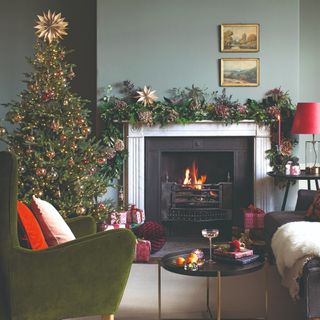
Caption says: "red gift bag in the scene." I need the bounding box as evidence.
[134,239,151,262]
[243,204,265,230]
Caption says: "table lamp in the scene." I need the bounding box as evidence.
[291,102,320,174]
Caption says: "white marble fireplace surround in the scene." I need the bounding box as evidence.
[128,120,274,213]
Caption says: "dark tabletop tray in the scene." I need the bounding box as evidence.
[161,249,265,277]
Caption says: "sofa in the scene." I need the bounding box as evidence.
[264,189,320,319]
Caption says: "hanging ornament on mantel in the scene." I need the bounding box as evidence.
[34,10,68,43]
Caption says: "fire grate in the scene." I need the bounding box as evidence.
[161,182,232,223]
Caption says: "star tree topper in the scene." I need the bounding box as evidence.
[136,86,158,107]
[35,10,68,43]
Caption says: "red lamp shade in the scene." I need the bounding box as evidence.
[291,102,320,134]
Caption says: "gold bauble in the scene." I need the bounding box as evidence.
[35,190,44,197]
[0,127,7,136]
[46,150,56,159]
[76,207,86,215]
[81,127,91,136]
[70,144,78,151]
[26,135,35,143]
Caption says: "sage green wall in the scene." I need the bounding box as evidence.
[97,0,301,209]
[97,0,300,102]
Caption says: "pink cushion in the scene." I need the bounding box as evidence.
[31,195,75,246]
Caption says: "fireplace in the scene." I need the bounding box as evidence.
[145,137,253,238]
[127,121,274,237]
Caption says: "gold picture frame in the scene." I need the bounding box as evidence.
[221,24,260,52]
[220,58,260,87]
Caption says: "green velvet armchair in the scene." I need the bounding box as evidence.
[0,151,136,320]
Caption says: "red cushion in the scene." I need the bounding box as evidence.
[17,201,48,250]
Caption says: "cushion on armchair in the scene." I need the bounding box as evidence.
[17,201,48,250]
[31,195,76,246]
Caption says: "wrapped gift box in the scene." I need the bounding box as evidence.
[98,223,131,232]
[108,211,127,224]
[134,239,151,262]
[127,205,145,224]
[243,204,265,229]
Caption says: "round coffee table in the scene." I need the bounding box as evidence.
[159,249,267,320]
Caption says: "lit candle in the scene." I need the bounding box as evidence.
[277,114,281,147]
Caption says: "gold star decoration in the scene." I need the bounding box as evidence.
[136,86,158,106]
[34,10,68,43]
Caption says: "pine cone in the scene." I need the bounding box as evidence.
[114,99,128,111]
[167,109,179,123]
[114,139,125,152]
[189,100,201,111]
[280,139,293,156]
[138,111,153,126]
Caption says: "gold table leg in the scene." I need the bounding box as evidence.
[217,271,221,320]
[158,262,162,320]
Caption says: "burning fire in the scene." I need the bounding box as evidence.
[183,162,207,189]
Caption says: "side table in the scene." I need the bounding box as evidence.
[267,171,320,210]
[160,249,267,320]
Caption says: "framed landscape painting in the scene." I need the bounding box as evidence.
[221,24,260,52]
[220,58,260,87]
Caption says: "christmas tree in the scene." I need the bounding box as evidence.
[0,11,111,219]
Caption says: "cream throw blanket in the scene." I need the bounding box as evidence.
[271,221,320,300]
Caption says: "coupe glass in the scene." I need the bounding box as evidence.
[201,228,219,263]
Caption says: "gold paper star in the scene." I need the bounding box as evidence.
[34,10,68,43]
[136,86,158,106]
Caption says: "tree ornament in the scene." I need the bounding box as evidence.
[75,134,84,140]
[0,127,7,137]
[35,190,44,197]
[48,169,58,181]
[81,127,91,136]
[76,206,86,215]
[54,189,61,198]
[88,166,97,175]
[136,86,158,106]
[50,120,62,132]
[97,157,107,165]
[25,148,33,155]
[70,143,78,151]
[26,135,36,143]
[68,67,75,79]
[59,134,67,142]
[81,159,89,165]
[19,166,26,174]
[34,10,68,43]
[68,158,75,167]
[114,139,125,152]
[36,167,47,177]
[46,150,56,159]
[75,117,85,125]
